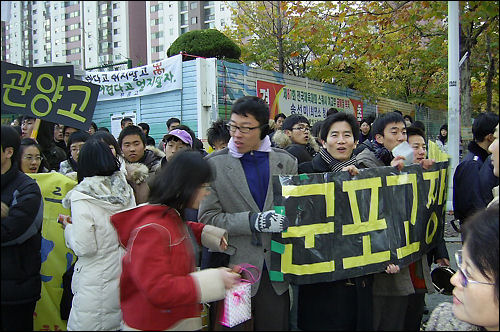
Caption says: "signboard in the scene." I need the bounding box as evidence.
[110,111,137,139]
[28,173,77,331]
[83,54,183,101]
[269,162,449,284]
[257,80,363,124]
[1,61,99,131]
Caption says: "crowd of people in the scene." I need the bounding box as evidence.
[1,97,499,331]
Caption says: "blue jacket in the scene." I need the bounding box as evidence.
[1,163,43,304]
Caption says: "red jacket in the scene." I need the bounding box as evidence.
[111,204,209,330]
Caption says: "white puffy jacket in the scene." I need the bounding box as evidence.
[62,171,136,331]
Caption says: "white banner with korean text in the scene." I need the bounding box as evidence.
[83,54,182,101]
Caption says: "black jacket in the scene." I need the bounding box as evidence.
[296,152,374,331]
[453,141,490,223]
[1,163,43,304]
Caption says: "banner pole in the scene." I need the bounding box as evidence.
[30,118,41,140]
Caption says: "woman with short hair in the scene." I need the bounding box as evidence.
[426,205,499,331]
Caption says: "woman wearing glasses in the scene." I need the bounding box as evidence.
[272,114,319,164]
[18,138,49,173]
[426,205,499,331]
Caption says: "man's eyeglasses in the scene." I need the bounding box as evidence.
[291,126,311,132]
[455,250,495,287]
[226,124,261,134]
[23,156,42,162]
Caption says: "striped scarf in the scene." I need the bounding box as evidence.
[319,147,357,172]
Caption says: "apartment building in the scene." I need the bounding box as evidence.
[1,1,236,69]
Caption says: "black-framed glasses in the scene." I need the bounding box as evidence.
[455,250,495,287]
[291,126,311,132]
[226,123,261,134]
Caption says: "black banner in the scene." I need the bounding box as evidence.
[1,61,99,130]
[269,162,449,284]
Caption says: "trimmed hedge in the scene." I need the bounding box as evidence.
[167,29,241,61]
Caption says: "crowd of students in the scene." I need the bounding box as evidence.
[1,98,498,331]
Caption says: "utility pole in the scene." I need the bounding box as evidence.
[447,1,460,212]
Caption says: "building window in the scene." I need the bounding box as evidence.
[152,45,164,53]
[180,1,188,11]
[190,2,197,9]
[113,16,118,22]
[181,13,187,25]
[33,9,37,14]
[113,3,119,9]
[204,21,215,29]
[169,15,173,21]
[113,41,120,47]
[113,28,119,35]
[169,28,174,35]
[204,7,215,20]
[152,31,164,39]
[191,17,197,24]
[181,27,188,34]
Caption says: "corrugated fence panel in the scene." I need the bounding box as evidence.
[92,60,199,144]
[216,60,377,121]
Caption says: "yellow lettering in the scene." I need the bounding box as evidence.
[283,222,335,249]
[281,243,335,275]
[343,235,390,269]
[426,212,438,244]
[31,94,52,117]
[342,177,386,234]
[282,182,334,217]
[438,168,447,205]
[423,171,439,208]
[386,174,420,259]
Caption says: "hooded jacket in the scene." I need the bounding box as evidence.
[272,129,319,164]
[62,171,136,331]
[110,204,228,331]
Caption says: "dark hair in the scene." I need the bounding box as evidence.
[63,125,78,137]
[327,108,339,117]
[438,124,448,144]
[282,114,310,131]
[148,151,214,220]
[472,112,499,142]
[67,131,90,150]
[1,124,21,162]
[97,127,110,132]
[231,96,270,139]
[118,125,146,148]
[207,119,230,148]
[462,205,499,304]
[274,113,287,122]
[372,112,406,137]
[413,121,426,133]
[166,117,181,128]
[121,117,133,127]
[137,122,150,134]
[11,125,22,136]
[406,126,425,141]
[393,110,403,115]
[88,131,122,156]
[18,138,48,172]
[89,122,98,132]
[403,114,413,123]
[34,119,55,151]
[320,112,360,142]
[360,118,371,127]
[311,120,323,138]
[77,140,120,183]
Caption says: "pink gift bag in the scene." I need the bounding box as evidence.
[220,264,261,328]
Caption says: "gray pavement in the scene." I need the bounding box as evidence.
[289,213,463,331]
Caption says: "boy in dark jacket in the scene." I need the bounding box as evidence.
[1,125,43,331]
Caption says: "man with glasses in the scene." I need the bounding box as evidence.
[271,114,319,164]
[199,96,297,330]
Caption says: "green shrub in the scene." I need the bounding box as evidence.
[167,29,241,60]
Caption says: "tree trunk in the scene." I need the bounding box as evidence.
[275,1,285,73]
[485,33,494,113]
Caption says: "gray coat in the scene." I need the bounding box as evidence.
[198,147,297,296]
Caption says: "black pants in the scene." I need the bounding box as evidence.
[404,292,426,331]
[373,295,408,331]
[210,268,290,331]
[1,302,36,331]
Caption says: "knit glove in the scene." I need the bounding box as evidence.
[249,210,290,233]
